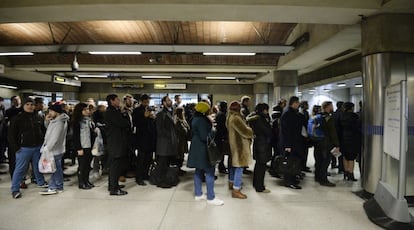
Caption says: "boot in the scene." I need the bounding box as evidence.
[232,189,247,199]
[344,172,349,180]
[228,182,234,190]
[348,173,358,182]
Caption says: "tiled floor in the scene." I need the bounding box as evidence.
[0,155,382,230]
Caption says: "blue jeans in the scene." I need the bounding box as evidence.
[194,167,215,200]
[11,146,45,192]
[49,154,64,190]
[229,167,243,190]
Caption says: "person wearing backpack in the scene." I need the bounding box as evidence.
[313,101,340,187]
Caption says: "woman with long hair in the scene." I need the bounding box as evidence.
[174,107,190,175]
[71,103,95,190]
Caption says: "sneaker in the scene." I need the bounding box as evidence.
[37,183,49,188]
[39,189,57,195]
[207,198,224,206]
[12,191,22,199]
[194,194,207,201]
[56,189,64,193]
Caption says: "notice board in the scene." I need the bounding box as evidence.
[383,83,402,160]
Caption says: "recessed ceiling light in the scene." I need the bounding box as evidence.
[308,89,316,92]
[202,52,256,56]
[88,51,142,55]
[142,75,172,79]
[0,52,34,56]
[0,84,18,89]
[76,74,108,78]
[355,83,363,88]
[337,83,346,87]
[205,76,236,80]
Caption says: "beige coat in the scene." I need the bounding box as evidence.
[226,110,254,167]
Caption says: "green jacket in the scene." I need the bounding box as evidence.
[322,112,340,148]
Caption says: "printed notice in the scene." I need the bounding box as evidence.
[383,83,401,160]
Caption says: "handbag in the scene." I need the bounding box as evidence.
[207,132,222,167]
[38,150,56,174]
[274,152,301,175]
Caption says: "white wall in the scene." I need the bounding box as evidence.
[301,88,350,111]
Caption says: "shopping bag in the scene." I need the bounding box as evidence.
[38,151,56,174]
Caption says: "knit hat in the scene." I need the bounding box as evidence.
[229,101,241,112]
[49,103,64,114]
[23,97,34,105]
[195,101,210,114]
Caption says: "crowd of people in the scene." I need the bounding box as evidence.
[0,93,362,206]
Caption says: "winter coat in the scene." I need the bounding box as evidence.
[132,105,156,153]
[321,112,340,150]
[187,113,212,169]
[73,117,95,151]
[175,118,190,157]
[105,105,131,158]
[227,110,253,167]
[280,107,304,156]
[215,111,230,155]
[41,113,69,156]
[247,113,273,164]
[8,111,44,152]
[155,108,177,157]
[339,112,362,155]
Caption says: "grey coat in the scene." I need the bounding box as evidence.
[41,113,69,156]
[155,108,177,157]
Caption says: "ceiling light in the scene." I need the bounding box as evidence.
[355,83,363,88]
[202,52,256,56]
[88,51,142,55]
[0,52,33,56]
[142,75,172,79]
[309,92,314,95]
[0,84,18,89]
[323,89,330,92]
[76,74,108,78]
[337,83,346,87]
[205,76,236,80]
[308,89,316,92]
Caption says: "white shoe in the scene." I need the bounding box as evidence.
[39,189,57,195]
[194,194,207,201]
[207,198,224,206]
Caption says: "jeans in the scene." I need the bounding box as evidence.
[49,154,64,190]
[11,146,45,192]
[194,167,215,200]
[229,167,243,190]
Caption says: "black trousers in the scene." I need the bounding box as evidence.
[314,141,331,182]
[8,150,16,179]
[157,156,173,182]
[136,150,153,181]
[253,162,267,191]
[108,156,127,192]
[301,147,309,169]
[283,152,301,185]
[77,148,92,185]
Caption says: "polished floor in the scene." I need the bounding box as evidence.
[0,153,381,230]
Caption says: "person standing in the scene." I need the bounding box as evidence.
[247,103,273,193]
[187,101,224,206]
[215,101,230,174]
[314,101,340,187]
[299,101,312,173]
[280,96,303,189]
[227,101,254,199]
[172,94,183,111]
[39,104,69,195]
[72,103,96,190]
[132,94,156,186]
[240,96,253,175]
[122,94,135,180]
[155,96,178,188]
[332,101,344,173]
[174,107,190,176]
[5,95,23,179]
[339,102,361,181]
[0,97,7,163]
[8,97,47,199]
[105,94,131,195]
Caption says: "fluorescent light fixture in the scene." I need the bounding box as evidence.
[73,76,79,81]
[309,92,314,95]
[297,91,302,94]
[337,83,346,87]
[308,89,316,92]
[76,74,108,78]
[203,52,256,56]
[205,76,236,80]
[0,84,18,89]
[355,83,363,88]
[142,75,172,79]
[0,52,33,56]
[323,89,330,92]
[88,51,142,55]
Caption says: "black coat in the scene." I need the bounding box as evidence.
[339,112,362,155]
[280,107,304,156]
[247,113,273,163]
[104,105,131,158]
[155,108,177,157]
[8,111,44,152]
[132,105,156,153]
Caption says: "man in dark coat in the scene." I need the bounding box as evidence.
[155,96,178,188]
[105,94,131,196]
[132,94,156,186]
[280,96,303,189]
[332,101,344,173]
[5,95,23,178]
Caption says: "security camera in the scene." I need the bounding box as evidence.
[71,55,79,72]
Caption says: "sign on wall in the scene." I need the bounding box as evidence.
[383,83,402,160]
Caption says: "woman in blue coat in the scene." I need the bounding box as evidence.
[187,101,224,206]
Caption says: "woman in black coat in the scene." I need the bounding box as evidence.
[339,102,361,181]
[247,103,273,193]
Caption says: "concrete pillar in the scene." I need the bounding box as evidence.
[253,83,269,105]
[273,70,298,103]
[361,14,414,194]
